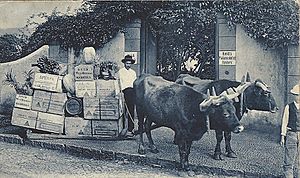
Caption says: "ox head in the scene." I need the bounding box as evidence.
[200,87,244,133]
[242,73,278,113]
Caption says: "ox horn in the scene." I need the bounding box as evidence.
[255,81,270,92]
[212,87,217,96]
[199,89,214,111]
[246,72,251,82]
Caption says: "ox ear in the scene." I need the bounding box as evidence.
[246,72,251,82]
[255,80,271,93]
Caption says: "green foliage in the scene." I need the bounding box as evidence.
[217,0,299,49]
[0,1,298,80]
[149,1,216,80]
[0,34,26,63]
[3,69,34,95]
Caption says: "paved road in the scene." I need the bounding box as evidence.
[0,141,237,178]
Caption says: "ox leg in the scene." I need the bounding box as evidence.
[145,118,159,153]
[137,107,146,155]
[213,130,224,160]
[178,140,195,176]
[224,131,237,158]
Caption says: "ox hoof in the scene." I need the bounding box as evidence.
[226,152,237,158]
[213,153,223,160]
[138,146,146,155]
[177,170,195,177]
[149,147,159,154]
[187,170,195,177]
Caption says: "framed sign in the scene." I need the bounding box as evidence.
[219,51,236,65]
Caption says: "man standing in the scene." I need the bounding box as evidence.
[280,84,300,178]
[118,55,137,137]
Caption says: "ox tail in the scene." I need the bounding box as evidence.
[134,124,162,135]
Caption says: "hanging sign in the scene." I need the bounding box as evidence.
[219,51,236,65]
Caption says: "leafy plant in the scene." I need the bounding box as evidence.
[32,55,61,74]
[94,60,118,80]
[3,69,34,95]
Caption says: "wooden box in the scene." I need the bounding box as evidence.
[32,73,61,92]
[65,117,92,136]
[91,119,123,137]
[100,99,119,120]
[31,90,51,112]
[36,112,64,134]
[83,97,100,120]
[75,81,96,97]
[14,94,32,110]
[11,108,37,129]
[96,80,119,97]
[48,92,67,115]
[75,65,94,81]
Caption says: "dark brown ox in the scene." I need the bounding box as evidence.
[175,73,278,160]
[134,74,245,172]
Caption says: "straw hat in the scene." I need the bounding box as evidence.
[290,84,299,95]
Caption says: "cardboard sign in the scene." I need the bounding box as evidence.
[32,73,61,92]
[83,97,100,120]
[75,65,94,81]
[36,112,64,134]
[65,117,92,136]
[11,108,38,129]
[14,94,32,110]
[75,81,96,97]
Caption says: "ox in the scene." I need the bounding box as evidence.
[175,73,278,160]
[134,74,247,172]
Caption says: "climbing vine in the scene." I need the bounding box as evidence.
[0,0,299,81]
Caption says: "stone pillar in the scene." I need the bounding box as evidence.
[215,13,236,80]
[125,19,141,76]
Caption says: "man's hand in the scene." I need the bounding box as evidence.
[280,135,285,146]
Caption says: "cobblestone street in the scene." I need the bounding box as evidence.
[0,141,237,178]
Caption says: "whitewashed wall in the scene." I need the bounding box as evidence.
[236,24,287,128]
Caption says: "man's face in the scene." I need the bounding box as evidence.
[124,61,132,70]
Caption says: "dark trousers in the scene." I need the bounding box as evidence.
[123,88,135,132]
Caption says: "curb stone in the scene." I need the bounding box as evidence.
[0,134,281,178]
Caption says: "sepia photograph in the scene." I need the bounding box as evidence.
[0,1,299,178]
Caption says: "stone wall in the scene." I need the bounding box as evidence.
[235,24,287,129]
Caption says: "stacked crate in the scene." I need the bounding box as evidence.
[11,64,124,138]
[11,73,66,134]
[68,64,123,137]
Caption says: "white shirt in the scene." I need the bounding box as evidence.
[281,101,299,136]
[118,67,137,91]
